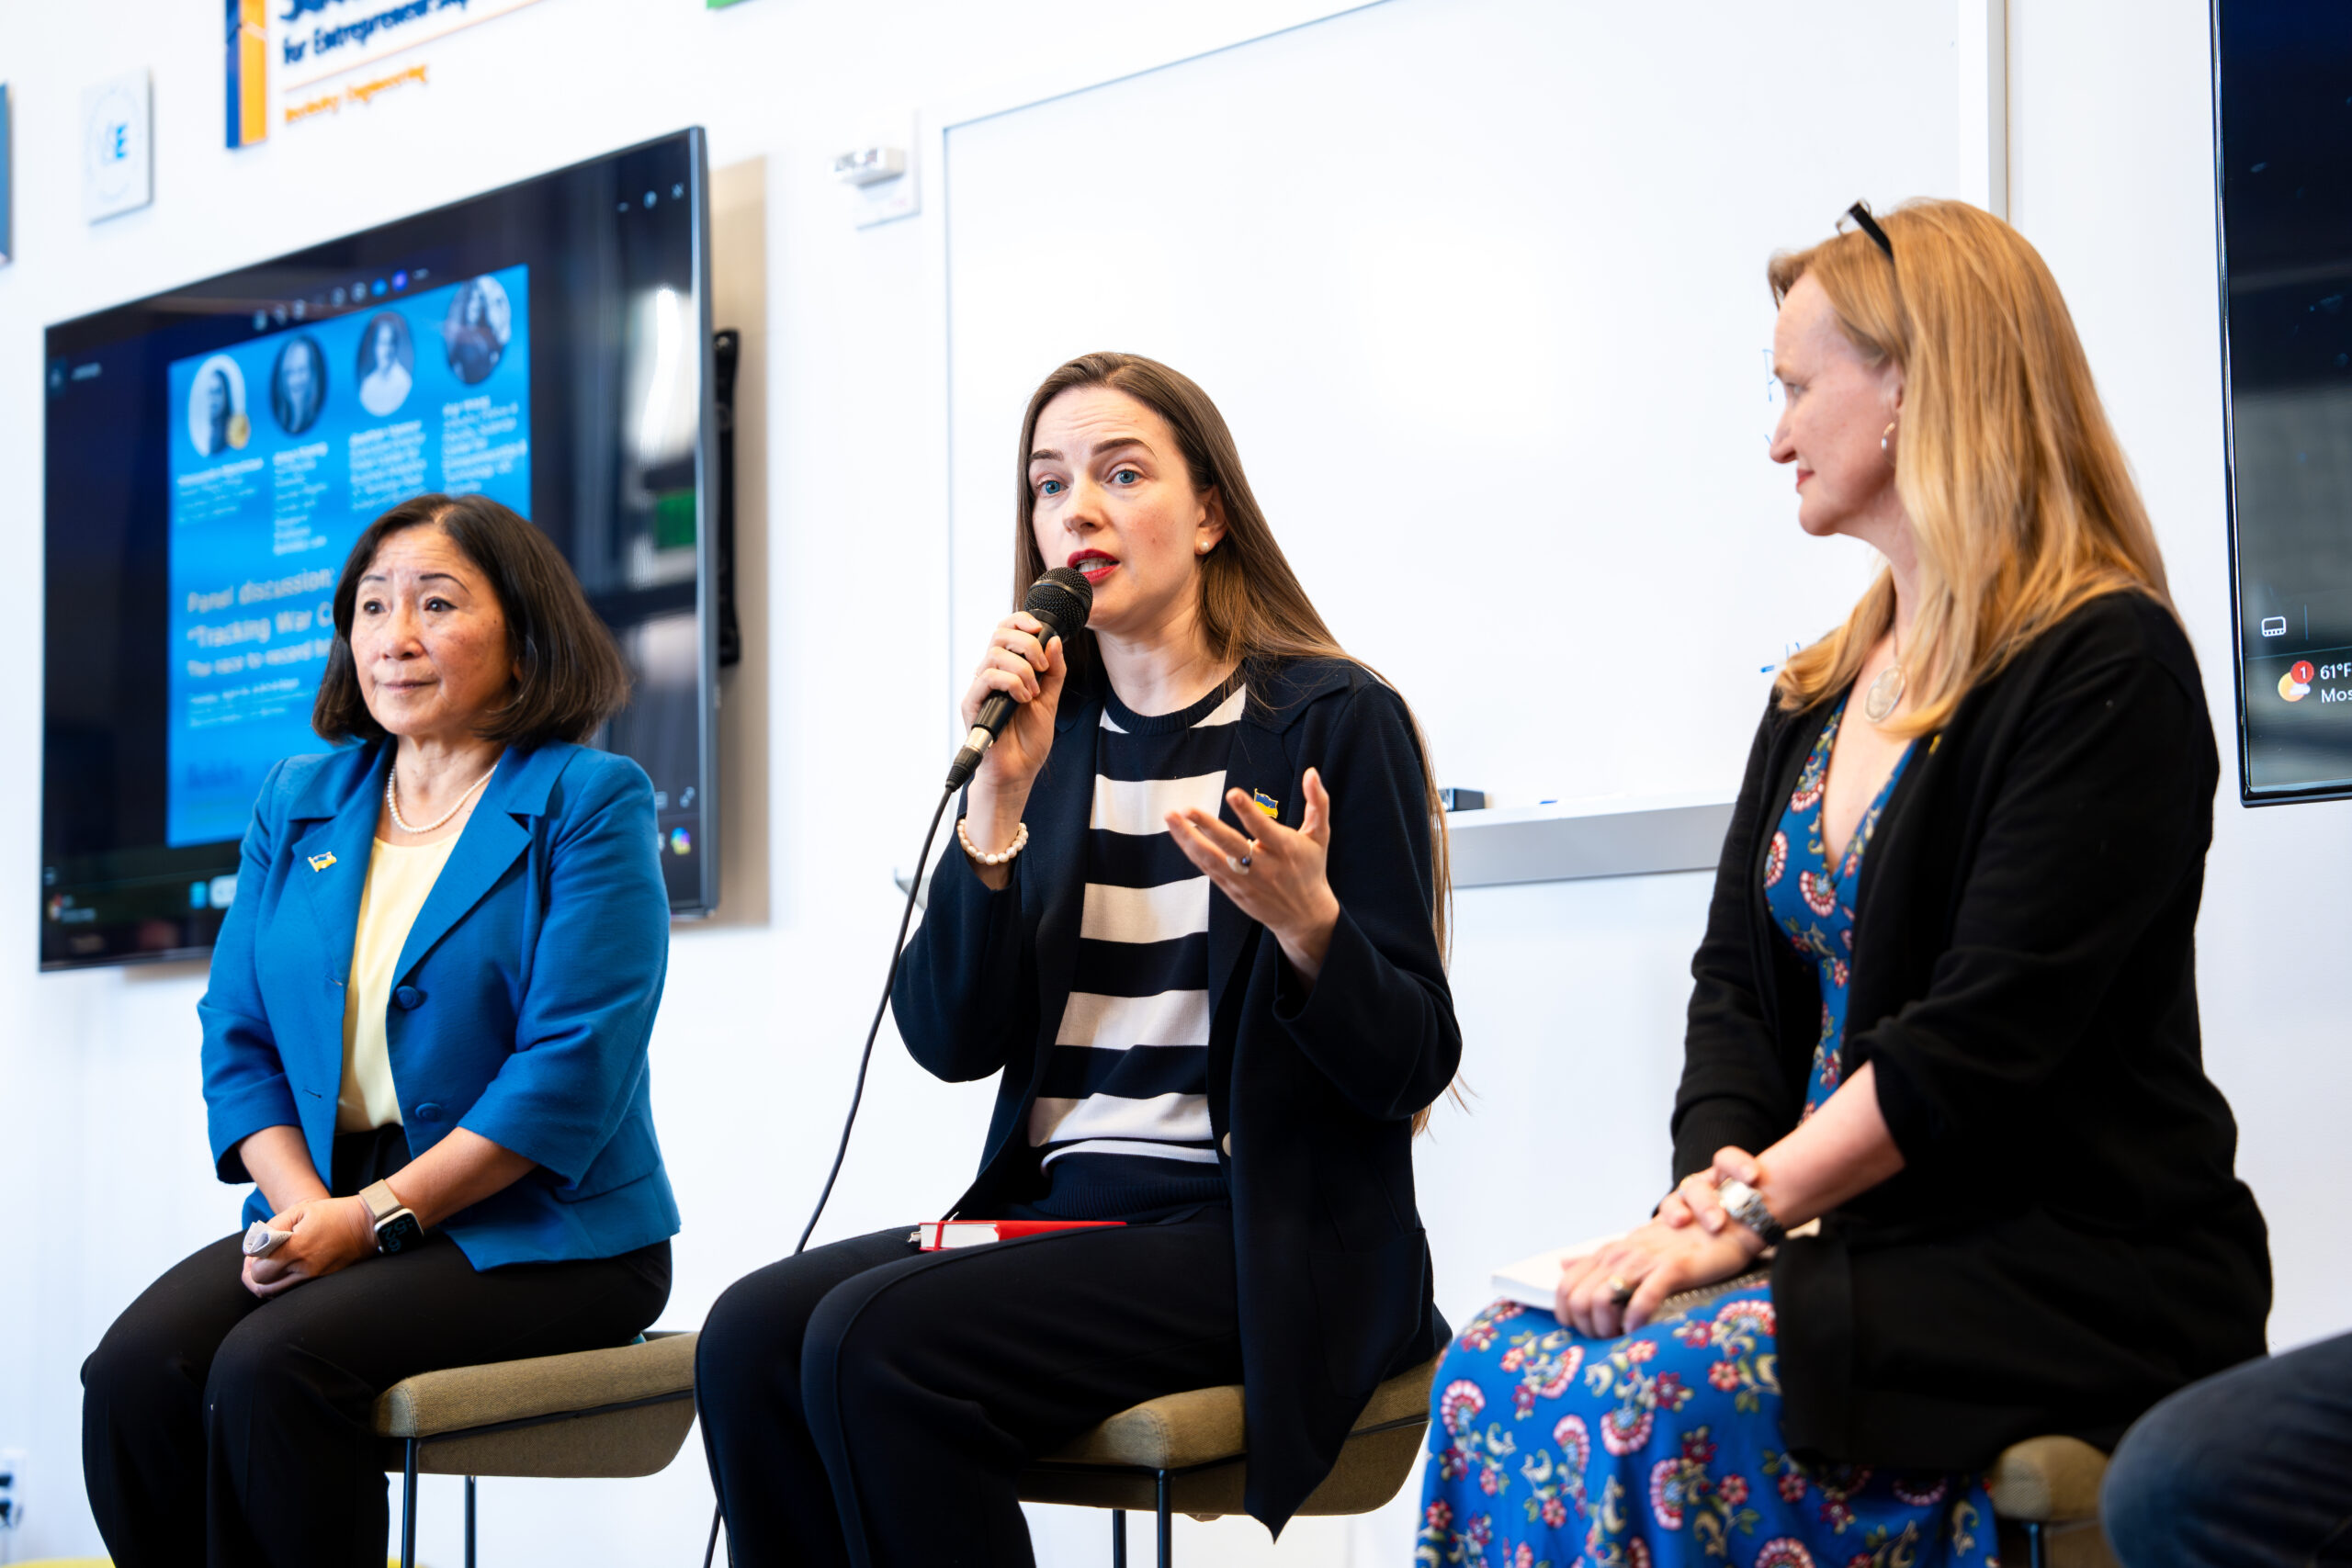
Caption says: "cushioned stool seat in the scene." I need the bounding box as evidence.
[1017,1356,1438,1566]
[374,1329,698,1568]
[1987,1436,2116,1568]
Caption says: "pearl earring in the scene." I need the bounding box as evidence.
[1881,421,1897,454]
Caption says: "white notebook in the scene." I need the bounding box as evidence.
[1488,1226,1809,1315]
[1488,1234,1621,1310]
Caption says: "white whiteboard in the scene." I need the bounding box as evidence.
[945,0,1969,809]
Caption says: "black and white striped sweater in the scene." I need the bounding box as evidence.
[1024,675,1245,1217]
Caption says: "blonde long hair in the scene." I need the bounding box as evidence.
[1770,199,2172,731]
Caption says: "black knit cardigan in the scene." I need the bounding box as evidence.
[1675,591,2271,1467]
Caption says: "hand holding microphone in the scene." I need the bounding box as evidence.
[951,569,1091,877]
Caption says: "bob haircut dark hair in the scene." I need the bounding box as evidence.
[312,492,631,749]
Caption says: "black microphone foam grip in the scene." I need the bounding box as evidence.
[946,567,1095,788]
[1023,566,1094,646]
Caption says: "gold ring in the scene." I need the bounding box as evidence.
[1606,1276,1633,1306]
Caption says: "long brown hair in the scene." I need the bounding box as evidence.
[1768,200,2172,731]
[1013,353,1455,1123]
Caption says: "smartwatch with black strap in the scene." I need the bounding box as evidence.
[359,1179,426,1256]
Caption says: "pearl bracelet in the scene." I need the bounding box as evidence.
[957,818,1030,867]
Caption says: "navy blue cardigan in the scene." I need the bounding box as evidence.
[891,656,1459,1533]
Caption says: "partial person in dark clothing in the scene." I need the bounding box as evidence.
[696,352,1461,1567]
[2103,1333,2352,1568]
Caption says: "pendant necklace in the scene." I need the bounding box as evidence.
[1862,627,1906,724]
[387,761,496,835]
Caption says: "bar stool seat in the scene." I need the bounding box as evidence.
[373,1329,698,1568]
[1987,1435,2116,1568]
[1017,1356,1438,1565]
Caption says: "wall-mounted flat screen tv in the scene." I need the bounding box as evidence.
[42,129,718,968]
[2215,3,2352,802]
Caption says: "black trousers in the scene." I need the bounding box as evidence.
[696,1212,1245,1568]
[81,1129,672,1568]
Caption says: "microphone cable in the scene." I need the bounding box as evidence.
[704,779,956,1568]
[704,566,1086,1564]
[792,780,956,1255]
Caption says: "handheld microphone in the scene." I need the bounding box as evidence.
[944,566,1093,789]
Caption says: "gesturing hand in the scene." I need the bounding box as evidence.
[242,1195,379,1300]
[1167,767,1341,985]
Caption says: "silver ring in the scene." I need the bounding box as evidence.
[1606,1276,1634,1306]
[1227,852,1252,874]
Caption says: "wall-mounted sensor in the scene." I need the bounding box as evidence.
[832,123,919,228]
[831,147,906,186]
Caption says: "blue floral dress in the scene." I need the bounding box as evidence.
[1418,701,1998,1568]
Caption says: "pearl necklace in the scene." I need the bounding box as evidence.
[387,762,495,835]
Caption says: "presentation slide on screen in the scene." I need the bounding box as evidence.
[165,265,531,847]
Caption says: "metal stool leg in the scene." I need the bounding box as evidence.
[465,1475,478,1568]
[1111,1507,1127,1568]
[2025,1520,2046,1568]
[1155,1470,1172,1568]
[401,1439,419,1568]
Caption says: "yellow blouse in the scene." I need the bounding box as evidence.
[337,835,458,1133]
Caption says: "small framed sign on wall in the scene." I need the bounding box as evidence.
[83,70,153,223]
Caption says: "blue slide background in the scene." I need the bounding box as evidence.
[164,265,531,847]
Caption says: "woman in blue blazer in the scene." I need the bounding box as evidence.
[83,494,679,1568]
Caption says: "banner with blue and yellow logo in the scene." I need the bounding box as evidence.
[226,0,549,146]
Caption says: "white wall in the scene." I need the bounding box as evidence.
[0,2,2341,1565]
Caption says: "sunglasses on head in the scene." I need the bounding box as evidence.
[1840,199,1895,270]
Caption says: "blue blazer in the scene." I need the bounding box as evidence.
[199,739,681,1269]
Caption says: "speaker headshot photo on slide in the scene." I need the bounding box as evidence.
[356,311,415,417]
[444,275,514,386]
[269,334,328,436]
[187,355,249,457]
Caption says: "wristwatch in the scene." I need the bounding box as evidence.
[1713,1177,1787,1249]
[359,1179,426,1256]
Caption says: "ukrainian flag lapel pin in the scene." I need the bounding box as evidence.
[1250,789,1281,819]
[308,852,337,873]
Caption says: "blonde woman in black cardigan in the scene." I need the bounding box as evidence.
[1419,200,2268,1568]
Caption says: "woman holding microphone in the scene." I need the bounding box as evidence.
[1418,201,2268,1567]
[83,494,679,1566]
[696,352,1461,1565]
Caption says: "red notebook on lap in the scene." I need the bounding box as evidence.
[911,1220,1125,1251]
